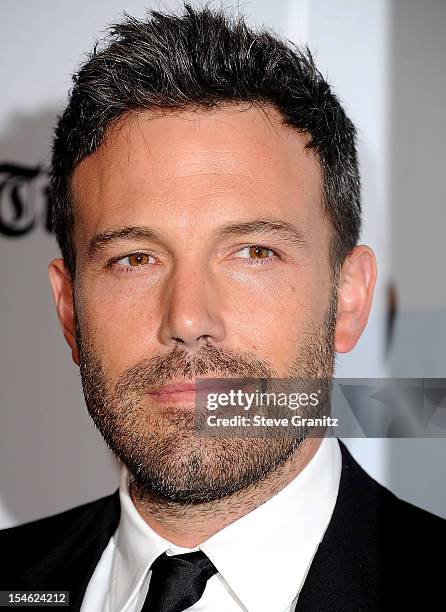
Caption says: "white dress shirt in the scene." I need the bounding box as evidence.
[81,436,341,612]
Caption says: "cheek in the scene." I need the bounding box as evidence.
[225,274,320,368]
[77,279,160,372]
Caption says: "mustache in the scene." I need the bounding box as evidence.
[115,342,278,396]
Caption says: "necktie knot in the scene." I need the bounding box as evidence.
[141,550,218,612]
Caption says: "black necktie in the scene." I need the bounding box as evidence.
[141,550,218,612]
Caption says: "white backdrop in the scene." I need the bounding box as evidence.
[1,0,445,529]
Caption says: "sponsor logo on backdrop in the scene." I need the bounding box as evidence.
[0,162,51,237]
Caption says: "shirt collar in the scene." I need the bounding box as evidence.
[111,469,198,612]
[112,435,341,612]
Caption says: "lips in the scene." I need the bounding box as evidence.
[147,380,235,395]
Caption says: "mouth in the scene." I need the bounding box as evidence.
[146,380,253,405]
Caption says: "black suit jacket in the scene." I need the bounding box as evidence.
[1,440,446,611]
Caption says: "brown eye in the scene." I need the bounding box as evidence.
[127,253,151,266]
[232,245,276,265]
[248,246,272,259]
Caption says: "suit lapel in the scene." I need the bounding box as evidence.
[294,441,381,611]
[21,490,121,611]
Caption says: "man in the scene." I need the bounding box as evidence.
[1,4,445,611]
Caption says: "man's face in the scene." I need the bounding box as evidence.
[63,104,339,503]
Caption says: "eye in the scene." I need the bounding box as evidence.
[233,245,278,265]
[110,252,156,274]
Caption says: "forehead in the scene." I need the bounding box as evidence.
[72,104,326,248]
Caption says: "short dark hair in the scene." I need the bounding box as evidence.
[49,2,361,282]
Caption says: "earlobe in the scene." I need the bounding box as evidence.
[47,258,80,365]
[334,245,377,353]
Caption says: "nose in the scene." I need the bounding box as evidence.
[157,261,226,351]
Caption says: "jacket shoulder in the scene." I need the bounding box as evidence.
[0,491,120,581]
[295,441,446,611]
[338,441,446,601]
[0,492,115,541]
[339,439,446,534]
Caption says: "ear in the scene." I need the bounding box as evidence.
[48,258,79,365]
[335,245,377,353]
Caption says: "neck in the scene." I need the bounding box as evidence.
[129,436,322,548]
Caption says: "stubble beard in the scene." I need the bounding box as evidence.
[74,290,337,507]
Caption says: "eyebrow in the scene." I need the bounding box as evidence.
[215,219,307,248]
[86,217,308,262]
[87,226,164,261]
